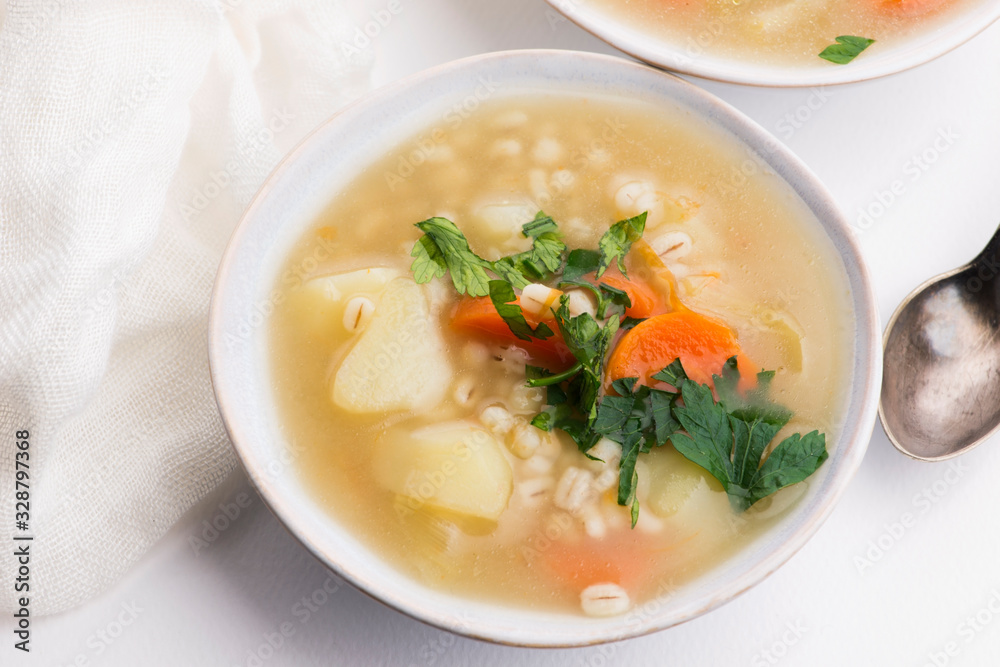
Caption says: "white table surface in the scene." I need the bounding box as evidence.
[14,1,1000,665]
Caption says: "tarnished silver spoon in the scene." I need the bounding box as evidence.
[880,226,1000,460]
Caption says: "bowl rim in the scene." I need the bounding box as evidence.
[543,0,1000,87]
[208,48,883,647]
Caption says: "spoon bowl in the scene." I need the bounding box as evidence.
[880,230,1000,460]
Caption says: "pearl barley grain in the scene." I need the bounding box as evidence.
[524,452,555,476]
[342,296,375,332]
[491,138,522,158]
[509,422,543,459]
[533,137,562,164]
[650,230,692,261]
[580,583,631,617]
[614,180,653,213]
[517,476,553,506]
[481,405,515,437]
[452,376,477,407]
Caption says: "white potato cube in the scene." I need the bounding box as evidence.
[469,198,537,256]
[303,267,399,303]
[374,422,514,522]
[286,267,398,339]
[331,278,451,413]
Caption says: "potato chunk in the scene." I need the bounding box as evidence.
[287,267,399,339]
[374,422,513,522]
[331,278,451,413]
[304,267,399,303]
[645,445,722,518]
[468,198,536,257]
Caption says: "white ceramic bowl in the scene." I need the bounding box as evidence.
[546,0,1000,86]
[208,50,881,646]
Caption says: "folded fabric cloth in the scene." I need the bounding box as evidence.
[0,0,372,615]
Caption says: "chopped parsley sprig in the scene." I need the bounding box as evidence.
[409,211,828,527]
[410,212,566,297]
[818,35,875,65]
[655,358,826,514]
[487,280,553,342]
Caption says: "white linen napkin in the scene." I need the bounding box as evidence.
[0,0,372,615]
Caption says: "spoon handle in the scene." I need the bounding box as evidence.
[977,222,1000,267]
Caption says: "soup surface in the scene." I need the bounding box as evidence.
[270,93,854,616]
[583,0,977,67]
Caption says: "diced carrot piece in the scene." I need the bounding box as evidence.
[598,271,663,319]
[450,296,575,369]
[877,0,951,15]
[606,310,758,391]
[543,533,649,591]
[450,271,664,368]
[628,238,688,314]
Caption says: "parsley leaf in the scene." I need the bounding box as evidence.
[561,249,601,283]
[552,297,619,427]
[591,356,825,519]
[492,213,567,288]
[597,212,646,278]
[752,431,828,500]
[649,389,679,444]
[819,36,875,65]
[494,232,565,286]
[411,212,565,295]
[490,261,530,290]
[411,217,493,296]
[670,358,827,512]
[592,375,679,527]
[522,211,559,237]
[409,235,447,284]
[651,358,687,388]
[529,293,622,454]
[670,381,734,488]
[558,248,633,319]
[620,316,646,332]
[596,282,632,319]
[713,357,791,427]
[592,394,634,435]
[487,280,554,342]
[620,435,642,526]
[530,411,552,431]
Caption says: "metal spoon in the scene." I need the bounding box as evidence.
[880,226,1000,460]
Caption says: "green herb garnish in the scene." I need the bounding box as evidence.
[493,212,567,288]
[668,358,827,512]
[411,213,567,297]
[488,280,554,342]
[410,217,493,296]
[583,357,827,523]
[410,211,828,527]
[619,316,647,332]
[597,212,646,277]
[590,375,681,523]
[819,36,875,65]
[557,248,634,319]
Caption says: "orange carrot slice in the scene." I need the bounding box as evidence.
[450,296,575,369]
[543,533,650,591]
[606,310,758,391]
[877,0,951,15]
[629,238,688,314]
[598,272,663,319]
[450,272,663,368]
